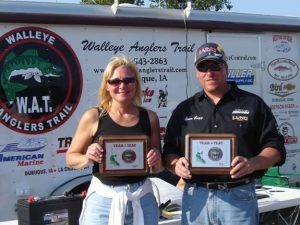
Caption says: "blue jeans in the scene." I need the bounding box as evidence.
[182,182,258,225]
[79,180,159,225]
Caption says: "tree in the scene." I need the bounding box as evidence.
[81,0,144,6]
[149,0,233,10]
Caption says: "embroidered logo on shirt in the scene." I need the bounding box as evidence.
[184,116,204,121]
[232,109,249,121]
[232,109,250,115]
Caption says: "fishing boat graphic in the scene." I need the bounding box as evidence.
[0,137,47,152]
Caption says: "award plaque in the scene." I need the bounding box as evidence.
[185,133,237,174]
[99,135,149,176]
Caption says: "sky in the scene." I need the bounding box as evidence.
[9,0,300,17]
[229,0,300,17]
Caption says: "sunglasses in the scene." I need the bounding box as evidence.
[197,63,224,72]
[107,77,136,86]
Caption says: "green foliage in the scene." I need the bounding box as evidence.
[149,0,233,10]
[80,0,232,10]
[81,0,144,6]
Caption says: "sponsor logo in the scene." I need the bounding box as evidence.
[270,103,299,110]
[232,115,248,121]
[0,153,44,164]
[57,137,72,154]
[268,58,298,81]
[274,40,291,53]
[232,109,250,115]
[227,69,255,85]
[0,154,44,166]
[0,137,46,166]
[0,137,47,152]
[226,55,257,61]
[279,122,297,145]
[158,85,168,108]
[273,35,292,53]
[232,109,249,121]
[198,45,222,56]
[142,87,154,103]
[268,83,296,97]
[0,27,82,134]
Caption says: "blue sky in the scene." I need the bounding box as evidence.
[12,0,300,17]
[229,0,300,17]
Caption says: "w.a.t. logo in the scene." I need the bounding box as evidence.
[0,26,82,134]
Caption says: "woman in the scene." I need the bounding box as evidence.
[66,55,162,225]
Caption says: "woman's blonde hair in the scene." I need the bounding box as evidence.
[97,55,142,113]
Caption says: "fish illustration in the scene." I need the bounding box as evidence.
[0,137,47,152]
[196,152,206,164]
[110,154,120,166]
[273,65,292,72]
[1,49,64,104]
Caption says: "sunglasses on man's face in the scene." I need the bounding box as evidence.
[107,77,136,86]
[197,63,224,72]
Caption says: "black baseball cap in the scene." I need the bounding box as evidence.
[194,42,227,67]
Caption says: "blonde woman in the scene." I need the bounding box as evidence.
[66,55,162,225]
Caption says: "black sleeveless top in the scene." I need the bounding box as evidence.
[92,107,151,185]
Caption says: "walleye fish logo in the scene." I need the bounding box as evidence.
[2,49,64,105]
[0,26,82,134]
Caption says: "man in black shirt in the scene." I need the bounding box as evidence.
[163,42,286,225]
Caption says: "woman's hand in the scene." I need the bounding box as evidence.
[147,148,163,173]
[86,143,104,164]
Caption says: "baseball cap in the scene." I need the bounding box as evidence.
[194,42,227,67]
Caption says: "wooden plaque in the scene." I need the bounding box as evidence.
[185,133,237,174]
[99,135,149,176]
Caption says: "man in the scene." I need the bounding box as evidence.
[163,42,286,225]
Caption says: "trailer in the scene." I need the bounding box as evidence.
[0,0,300,221]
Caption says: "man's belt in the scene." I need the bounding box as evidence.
[196,178,253,190]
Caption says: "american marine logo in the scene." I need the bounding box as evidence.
[0,27,82,134]
[0,137,47,152]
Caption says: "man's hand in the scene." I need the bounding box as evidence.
[174,157,192,180]
[230,156,255,179]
